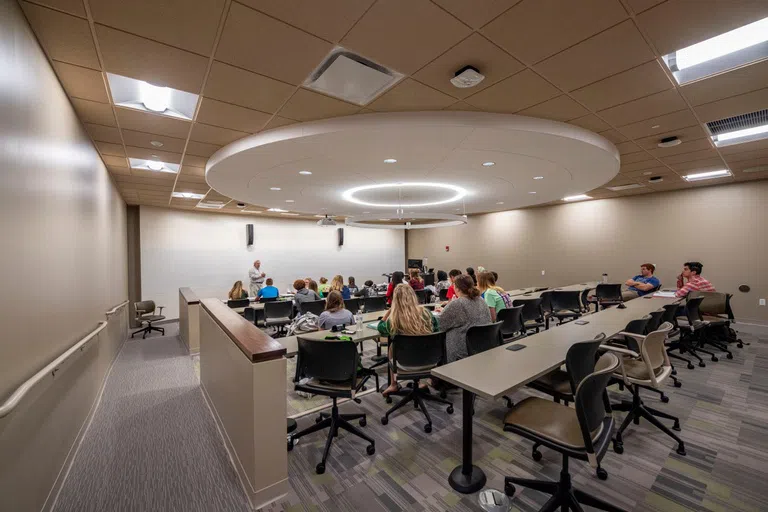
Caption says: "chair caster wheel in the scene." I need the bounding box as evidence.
[737,342,743,348]
[504,482,516,497]
[673,421,681,432]
[711,356,718,362]
[676,445,686,456]
[359,417,366,427]
[698,362,706,368]
[613,441,624,454]
[596,467,608,480]
[687,363,695,370]
[287,440,294,452]
[446,405,454,414]
[661,395,670,403]
[532,449,542,461]
[366,445,375,455]
[674,381,682,388]
[385,397,392,404]
[316,463,325,474]
[381,417,388,425]
[424,424,432,433]
[727,353,733,359]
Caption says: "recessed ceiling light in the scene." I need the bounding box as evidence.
[683,169,732,181]
[496,201,504,204]
[342,182,467,208]
[384,158,397,163]
[285,199,295,203]
[715,123,768,144]
[528,191,536,194]
[657,136,682,147]
[643,171,654,175]
[151,154,159,158]
[270,187,281,191]
[482,161,495,167]
[651,125,661,129]
[744,165,768,173]
[172,192,205,199]
[363,211,370,214]
[299,170,312,175]
[533,176,544,180]
[106,73,198,120]
[280,212,300,216]
[267,208,288,212]
[150,140,164,147]
[607,183,645,191]
[140,81,170,113]
[128,158,178,173]
[379,219,391,221]
[146,160,164,171]
[563,195,591,201]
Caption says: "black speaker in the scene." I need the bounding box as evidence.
[246,224,254,246]
[337,227,344,247]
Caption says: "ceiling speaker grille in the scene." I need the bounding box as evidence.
[706,108,768,136]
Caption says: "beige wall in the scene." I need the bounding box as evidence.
[0,0,128,509]
[408,181,768,324]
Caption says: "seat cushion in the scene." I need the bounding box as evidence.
[621,357,663,380]
[141,314,165,322]
[396,363,435,379]
[702,315,726,325]
[531,370,572,396]
[504,397,601,449]
[297,376,365,394]
[265,317,291,326]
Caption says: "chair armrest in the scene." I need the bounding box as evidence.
[616,331,645,340]
[158,306,165,315]
[600,344,640,359]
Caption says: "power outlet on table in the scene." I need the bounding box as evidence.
[760,298,766,306]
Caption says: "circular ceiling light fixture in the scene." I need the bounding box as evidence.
[270,187,281,191]
[342,182,467,208]
[299,170,312,175]
[150,140,164,147]
[346,212,468,230]
[146,160,164,171]
[533,176,544,180]
[482,161,495,167]
[383,158,397,163]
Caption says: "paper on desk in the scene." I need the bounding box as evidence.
[653,290,677,298]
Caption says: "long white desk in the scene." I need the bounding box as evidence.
[278,310,385,356]
[432,294,679,494]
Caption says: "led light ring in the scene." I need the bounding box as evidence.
[345,212,467,230]
[342,182,467,208]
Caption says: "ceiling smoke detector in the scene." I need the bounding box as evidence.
[236,202,246,208]
[316,214,337,227]
[450,66,485,89]
[657,136,682,148]
[648,176,664,183]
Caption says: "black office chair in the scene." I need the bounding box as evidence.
[258,300,293,336]
[690,291,735,358]
[645,309,665,334]
[259,296,279,303]
[439,288,449,302]
[422,273,435,287]
[227,298,250,309]
[606,315,651,353]
[465,322,514,410]
[344,298,362,313]
[288,337,375,474]
[381,332,453,433]
[298,299,326,316]
[414,289,427,305]
[676,296,727,363]
[661,303,695,370]
[503,352,621,510]
[579,288,591,313]
[131,300,165,338]
[497,306,525,341]
[513,298,545,333]
[539,291,554,329]
[550,291,583,325]
[363,295,387,313]
[595,284,623,310]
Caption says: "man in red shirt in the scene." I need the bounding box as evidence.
[675,261,715,298]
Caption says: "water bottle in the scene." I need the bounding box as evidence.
[602,273,608,284]
[356,309,363,331]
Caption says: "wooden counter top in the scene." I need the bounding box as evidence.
[179,287,200,305]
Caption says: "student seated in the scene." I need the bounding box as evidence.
[445,268,462,301]
[307,279,319,296]
[293,279,320,309]
[675,261,715,298]
[438,275,492,362]
[355,279,376,298]
[622,263,661,301]
[228,280,248,300]
[377,284,439,397]
[330,274,351,300]
[257,278,279,299]
[347,276,359,295]
[386,271,405,304]
[318,277,330,297]
[434,270,450,295]
[478,271,513,322]
[466,267,477,285]
[317,291,354,330]
[408,268,425,290]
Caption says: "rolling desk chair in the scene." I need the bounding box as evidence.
[132,300,165,339]
[579,288,591,313]
[497,306,526,341]
[259,296,278,303]
[288,337,375,474]
[299,300,326,316]
[414,289,427,305]
[465,322,514,410]
[675,296,723,365]
[660,303,695,370]
[258,300,293,336]
[344,298,362,313]
[512,298,545,333]
[602,322,686,457]
[226,298,250,312]
[502,352,621,511]
[439,288,449,302]
[538,291,554,329]
[594,284,623,311]
[549,291,583,325]
[363,295,387,313]
[690,291,738,355]
[381,332,453,433]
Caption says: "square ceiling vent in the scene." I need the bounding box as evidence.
[304,47,403,106]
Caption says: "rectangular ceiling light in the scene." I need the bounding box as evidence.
[172,192,205,199]
[128,158,179,173]
[106,73,198,120]
[196,201,225,209]
[663,16,768,84]
[606,183,645,191]
[707,108,768,147]
[267,207,288,212]
[683,169,731,181]
[562,194,592,201]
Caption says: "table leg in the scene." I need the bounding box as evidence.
[448,388,487,493]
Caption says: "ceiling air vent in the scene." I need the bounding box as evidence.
[304,47,403,106]
[707,108,768,147]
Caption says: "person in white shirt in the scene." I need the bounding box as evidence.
[248,260,266,297]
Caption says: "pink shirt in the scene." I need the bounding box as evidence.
[675,275,715,298]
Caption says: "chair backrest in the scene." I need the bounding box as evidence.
[564,333,607,394]
[135,300,155,316]
[497,306,524,337]
[645,309,665,334]
[414,289,427,304]
[551,291,582,312]
[640,322,673,371]
[227,298,250,308]
[574,352,620,453]
[538,291,553,313]
[439,288,449,302]
[465,322,503,356]
[300,300,326,316]
[685,296,705,323]
[422,273,435,287]
[296,337,358,383]
[689,291,727,315]
[391,332,446,370]
[259,296,278,303]
[725,293,735,320]
[660,303,679,325]
[512,298,543,322]
[596,284,622,302]
[344,298,362,313]
[265,300,293,319]
[363,295,387,313]
[624,315,651,334]
[580,288,591,310]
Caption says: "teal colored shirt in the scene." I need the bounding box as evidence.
[484,289,506,314]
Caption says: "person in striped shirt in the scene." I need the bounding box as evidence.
[675,261,715,298]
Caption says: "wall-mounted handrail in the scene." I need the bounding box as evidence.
[105,300,129,316]
[0,312,115,418]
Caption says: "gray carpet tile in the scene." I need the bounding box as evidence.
[54,323,250,512]
[263,324,768,512]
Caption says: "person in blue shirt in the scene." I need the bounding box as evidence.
[329,274,352,300]
[622,263,661,301]
[257,278,280,300]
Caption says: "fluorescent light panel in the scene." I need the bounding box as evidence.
[563,195,591,201]
[106,73,198,120]
[714,123,768,146]
[607,183,645,191]
[683,170,731,181]
[196,202,225,209]
[128,158,179,173]
[172,192,205,199]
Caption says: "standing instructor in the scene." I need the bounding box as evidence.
[248,260,266,297]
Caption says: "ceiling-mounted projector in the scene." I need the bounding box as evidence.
[317,215,337,226]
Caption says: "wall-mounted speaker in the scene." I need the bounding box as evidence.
[337,227,344,247]
[246,224,254,246]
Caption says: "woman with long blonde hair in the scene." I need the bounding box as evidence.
[477,270,512,321]
[228,280,248,300]
[377,284,438,396]
[330,274,351,300]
